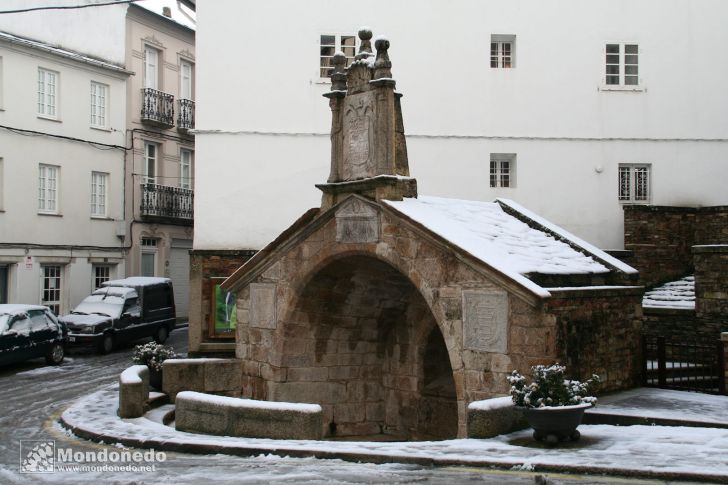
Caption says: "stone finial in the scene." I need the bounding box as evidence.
[355,27,373,61]
[373,36,392,80]
[330,51,348,92]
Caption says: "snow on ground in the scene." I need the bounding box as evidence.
[61,385,728,480]
[642,276,695,309]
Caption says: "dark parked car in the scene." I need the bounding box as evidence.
[0,304,66,366]
[60,277,176,354]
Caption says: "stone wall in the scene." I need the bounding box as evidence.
[694,245,728,333]
[623,205,728,288]
[188,250,255,356]
[642,307,722,339]
[544,287,643,392]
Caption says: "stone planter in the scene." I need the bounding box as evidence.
[149,368,163,391]
[518,402,592,445]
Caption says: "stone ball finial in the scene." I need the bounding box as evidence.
[374,36,389,52]
[356,26,374,61]
[332,51,347,67]
[330,51,348,92]
[358,27,373,41]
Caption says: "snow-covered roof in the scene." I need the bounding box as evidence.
[103,277,171,288]
[385,196,615,297]
[643,276,695,310]
[133,0,196,30]
[0,31,129,73]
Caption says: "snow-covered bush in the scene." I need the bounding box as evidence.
[132,342,176,372]
[507,364,600,408]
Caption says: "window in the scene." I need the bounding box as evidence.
[143,142,158,185]
[90,81,108,128]
[0,265,8,304]
[91,171,108,217]
[37,68,58,118]
[180,60,193,100]
[92,264,111,290]
[490,35,515,68]
[141,238,157,277]
[144,46,159,90]
[489,153,515,188]
[41,265,62,315]
[0,158,4,210]
[618,164,651,203]
[180,149,192,189]
[38,164,59,214]
[605,43,639,87]
[319,34,356,78]
[27,309,50,333]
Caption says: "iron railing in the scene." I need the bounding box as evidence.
[643,335,725,394]
[141,88,174,127]
[178,98,195,131]
[140,183,193,222]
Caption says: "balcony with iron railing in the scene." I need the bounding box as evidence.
[141,88,175,128]
[178,98,195,133]
[140,183,194,225]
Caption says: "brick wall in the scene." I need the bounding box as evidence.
[694,245,728,333]
[545,288,643,392]
[623,205,728,288]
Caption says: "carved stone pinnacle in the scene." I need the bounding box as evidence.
[330,51,347,92]
[356,27,374,61]
[373,36,392,80]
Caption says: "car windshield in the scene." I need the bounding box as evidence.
[0,314,9,334]
[72,294,125,319]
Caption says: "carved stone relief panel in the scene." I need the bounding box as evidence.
[335,198,380,243]
[249,283,277,329]
[462,290,508,353]
[342,94,375,180]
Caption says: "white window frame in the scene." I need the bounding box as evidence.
[38,164,59,214]
[91,171,108,218]
[490,35,516,68]
[41,264,63,315]
[179,148,192,189]
[140,237,158,277]
[489,153,516,188]
[319,33,357,80]
[602,43,642,90]
[90,81,109,129]
[92,264,112,290]
[143,46,159,90]
[180,59,193,100]
[618,163,651,204]
[143,141,158,185]
[37,68,59,119]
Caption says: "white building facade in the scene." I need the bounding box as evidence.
[0,32,129,313]
[194,0,728,253]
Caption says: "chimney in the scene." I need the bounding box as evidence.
[162,6,172,17]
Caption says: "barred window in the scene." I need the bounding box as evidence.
[618,164,650,203]
[490,35,516,68]
[490,153,516,188]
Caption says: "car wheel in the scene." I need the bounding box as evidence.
[99,333,114,354]
[45,343,64,365]
[154,325,168,344]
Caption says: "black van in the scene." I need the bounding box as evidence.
[60,277,176,353]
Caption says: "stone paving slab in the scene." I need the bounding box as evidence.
[60,384,728,483]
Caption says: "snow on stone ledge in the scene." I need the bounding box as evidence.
[177,391,323,414]
[643,276,695,310]
[468,396,513,411]
[120,365,148,385]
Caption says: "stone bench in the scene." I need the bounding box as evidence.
[118,365,149,418]
[467,396,528,438]
[162,358,243,402]
[175,391,323,440]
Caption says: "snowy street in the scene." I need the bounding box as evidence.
[0,327,678,484]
